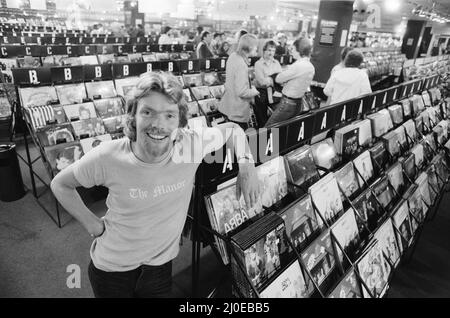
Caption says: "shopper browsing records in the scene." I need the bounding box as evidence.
[330,47,352,75]
[254,40,282,127]
[275,33,289,56]
[265,37,315,127]
[323,50,372,106]
[158,26,174,45]
[50,72,260,298]
[218,34,260,130]
[196,30,216,59]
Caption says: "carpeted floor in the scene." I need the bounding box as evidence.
[1,138,450,298]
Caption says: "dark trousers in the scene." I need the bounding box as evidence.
[88,260,172,298]
[265,96,304,127]
[253,88,269,128]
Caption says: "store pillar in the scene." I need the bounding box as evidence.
[311,0,354,84]
[401,20,426,60]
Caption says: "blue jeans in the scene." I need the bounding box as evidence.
[264,96,304,127]
[88,260,172,298]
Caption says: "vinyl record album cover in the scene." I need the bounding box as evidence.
[327,270,362,298]
[93,98,124,118]
[382,131,400,158]
[85,80,117,99]
[42,55,65,67]
[416,172,431,208]
[60,56,82,66]
[402,153,416,181]
[102,115,126,134]
[115,77,139,101]
[260,261,311,298]
[374,218,401,267]
[182,74,203,87]
[209,85,225,99]
[0,97,11,117]
[402,119,417,142]
[142,53,157,62]
[301,230,336,287]
[392,200,413,252]
[394,126,408,150]
[335,162,360,200]
[422,92,432,107]
[191,86,213,100]
[407,185,424,227]
[0,58,17,70]
[369,142,388,174]
[284,145,319,196]
[155,53,170,61]
[55,83,87,105]
[331,208,360,262]
[79,55,99,65]
[387,162,405,195]
[80,134,112,154]
[202,72,220,86]
[208,184,255,235]
[63,102,97,121]
[353,119,372,147]
[97,54,115,64]
[311,138,340,170]
[198,98,219,114]
[71,118,106,138]
[427,165,440,202]
[356,241,390,298]
[256,156,288,209]
[411,144,424,170]
[352,150,374,186]
[372,176,395,210]
[44,141,84,175]
[400,99,411,118]
[243,226,284,288]
[187,101,200,118]
[342,128,360,159]
[17,56,41,68]
[36,123,75,147]
[19,86,58,108]
[183,89,193,102]
[26,105,56,129]
[280,195,319,251]
[352,189,382,234]
[309,173,343,225]
[113,55,130,63]
[388,104,404,125]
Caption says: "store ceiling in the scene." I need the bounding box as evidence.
[278,0,450,18]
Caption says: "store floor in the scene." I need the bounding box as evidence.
[1,138,450,298]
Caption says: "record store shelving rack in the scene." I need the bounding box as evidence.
[189,64,450,298]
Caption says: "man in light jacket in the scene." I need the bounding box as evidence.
[323,50,372,106]
[218,34,259,130]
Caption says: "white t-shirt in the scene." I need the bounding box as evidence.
[73,128,223,271]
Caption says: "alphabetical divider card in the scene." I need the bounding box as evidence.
[12,67,52,85]
[311,105,338,136]
[83,64,113,81]
[285,113,315,150]
[112,62,160,78]
[50,66,84,84]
